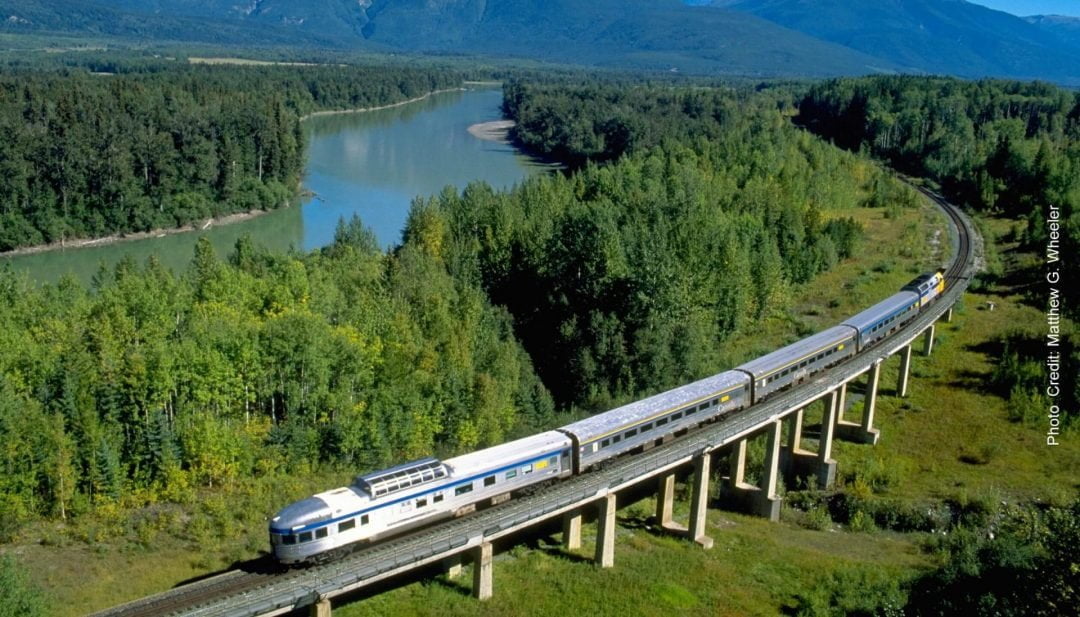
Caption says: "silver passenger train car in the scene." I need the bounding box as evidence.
[270,269,949,564]
[558,370,751,473]
[736,325,857,402]
[270,431,571,563]
[842,291,920,351]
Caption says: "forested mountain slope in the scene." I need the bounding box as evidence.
[715,0,1080,83]
[2,0,892,77]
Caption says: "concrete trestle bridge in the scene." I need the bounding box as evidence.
[94,185,979,617]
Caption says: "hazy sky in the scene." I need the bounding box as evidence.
[969,1,1080,16]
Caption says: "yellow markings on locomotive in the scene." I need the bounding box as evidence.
[720,395,730,403]
[535,460,548,470]
[837,344,844,351]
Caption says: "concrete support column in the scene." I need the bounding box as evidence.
[656,472,675,527]
[816,390,839,489]
[687,453,715,548]
[311,597,331,617]
[728,438,747,488]
[786,408,804,451]
[562,510,582,551]
[755,420,782,521]
[923,324,936,356]
[595,493,617,568]
[445,554,463,580]
[836,363,882,445]
[945,306,954,323]
[897,344,913,398]
[472,542,493,600]
[835,382,848,425]
[863,361,881,435]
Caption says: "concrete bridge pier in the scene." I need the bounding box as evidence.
[595,493,617,568]
[945,306,954,323]
[780,407,806,479]
[782,392,838,489]
[897,344,913,397]
[654,472,687,533]
[815,391,839,489]
[445,554,463,579]
[310,596,331,617]
[726,424,783,521]
[687,453,716,546]
[923,324,936,356]
[562,509,582,551]
[473,542,493,600]
[835,362,882,445]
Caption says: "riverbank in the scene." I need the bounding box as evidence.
[0,207,284,258]
[300,88,466,120]
[468,119,516,143]
[1,88,468,259]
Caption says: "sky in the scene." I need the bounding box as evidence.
[969,1,1080,16]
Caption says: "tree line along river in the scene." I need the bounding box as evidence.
[1,88,546,285]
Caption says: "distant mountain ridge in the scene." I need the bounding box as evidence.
[718,0,1080,83]
[2,0,1078,83]
[1026,14,1080,50]
[0,0,896,77]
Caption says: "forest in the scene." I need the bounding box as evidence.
[0,63,460,251]
[0,222,553,533]
[798,76,1080,318]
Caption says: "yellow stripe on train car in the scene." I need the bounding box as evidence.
[535,460,548,470]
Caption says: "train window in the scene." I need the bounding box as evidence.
[685,407,696,416]
[523,464,533,474]
[612,435,621,444]
[361,514,370,525]
[282,534,297,545]
[600,439,609,448]
[549,456,558,466]
[626,428,638,438]
[339,520,356,533]
[642,422,653,432]
[657,417,669,427]
[672,412,683,421]
[455,483,474,496]
[316,528,328,539]
[506,469,518,480]
[299,532,313,543]
[484,476,496,487]
[701,402,711,410]
[434,493,444,503]
[416,498,428,508]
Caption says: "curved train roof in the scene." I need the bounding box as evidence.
[444,430,571,478]
[841,291,919,333]
[558,370,750,442]
[736,325,855,379]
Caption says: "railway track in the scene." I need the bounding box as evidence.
[92,179,976,617]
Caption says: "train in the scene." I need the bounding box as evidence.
[269,270,945,564]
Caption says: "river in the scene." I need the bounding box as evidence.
[0,89,544,285]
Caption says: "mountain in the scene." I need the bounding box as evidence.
[0,0,894,77]
[3,0,1078,83]
[717,0,1080,83]
[0,0,361,47]
[1025,14,1080,50]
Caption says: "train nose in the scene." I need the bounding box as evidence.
[270,496,332,533]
